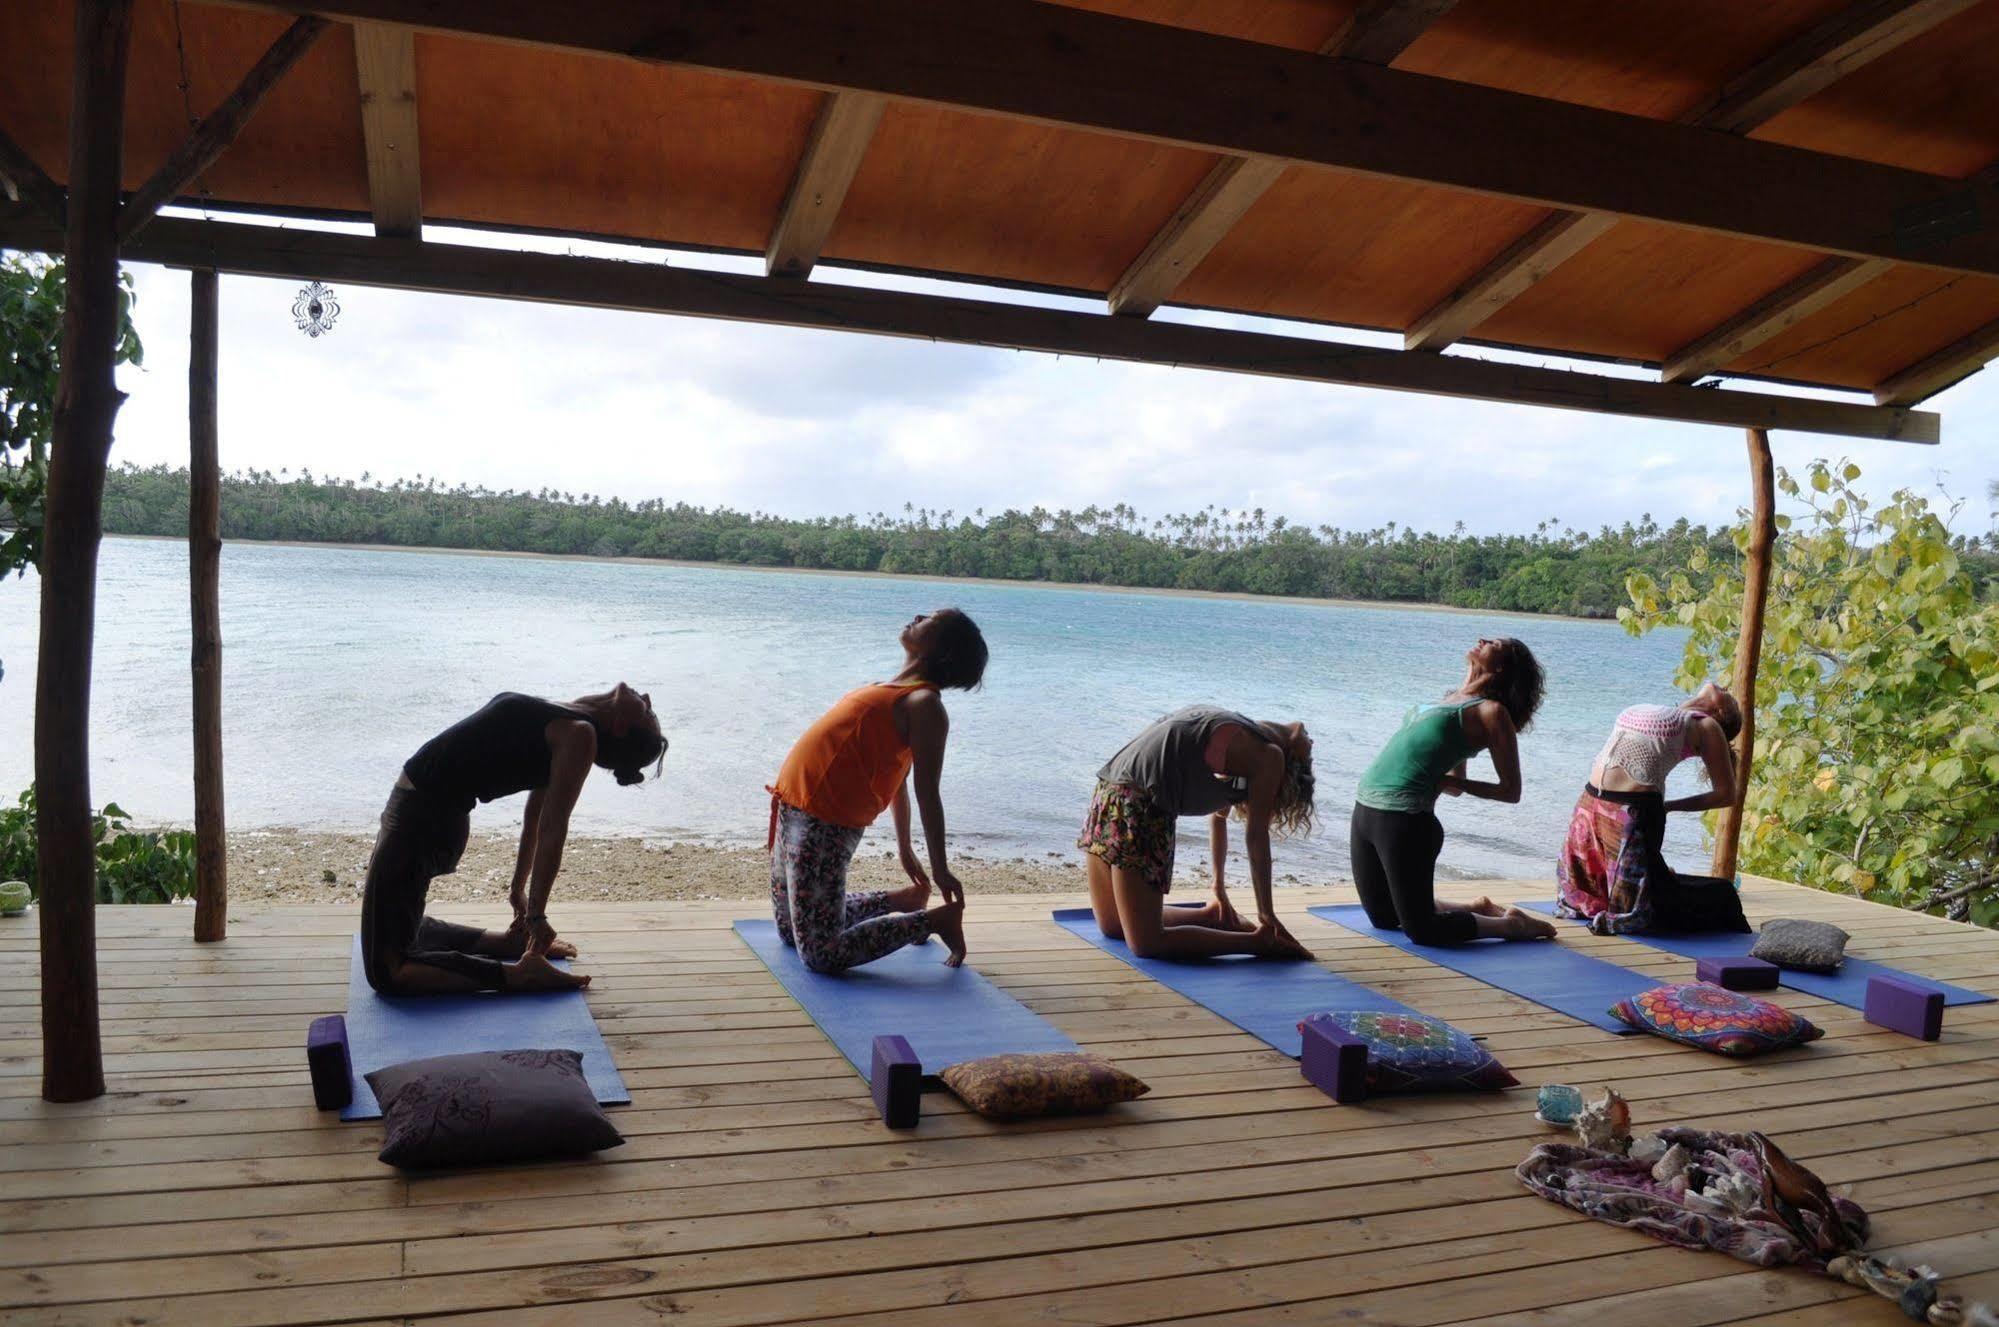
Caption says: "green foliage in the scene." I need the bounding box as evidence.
[95,464,1784,618]
[0,787,199,906]
[0,254,143,579]
[1622,462,1999,927]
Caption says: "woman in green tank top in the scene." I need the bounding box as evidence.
[1349,637,1557,946]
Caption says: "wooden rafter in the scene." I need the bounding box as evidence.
[1873,316,1999,405]
[1107,0,1458,318]
[221,0,1999,281]
[1661,257,1892,384]
[119,15,329,240]
[352,20,421,238]
[1668,157,1999,386]
[0,127,65,224]
[765,91,885,278]
[0,210,1938,443]
[1402,0,1981,353]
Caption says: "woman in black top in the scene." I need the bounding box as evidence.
[359,684,665,994]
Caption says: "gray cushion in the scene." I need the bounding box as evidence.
[367,1048,623,1169]
[1749,918,1850,973]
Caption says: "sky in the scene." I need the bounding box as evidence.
[96,214,1999,539]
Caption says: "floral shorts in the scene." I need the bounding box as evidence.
[1077,780,1176,893]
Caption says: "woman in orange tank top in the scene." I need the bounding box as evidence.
[768,609,988,971]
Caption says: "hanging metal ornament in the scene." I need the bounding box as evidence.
[292,281,341,337]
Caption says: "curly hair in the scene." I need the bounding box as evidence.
[1481,637,1546,732]
[1232,728,1316,837]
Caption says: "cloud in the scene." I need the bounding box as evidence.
[100,227,1999,538]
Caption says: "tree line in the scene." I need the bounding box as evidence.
[96,464,1999,618]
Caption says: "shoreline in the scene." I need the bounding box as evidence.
[108,533,1602,625]
[219,829,1336,904]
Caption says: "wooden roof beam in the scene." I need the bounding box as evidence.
[1874,316,1999,405]
[765,91,885,279]
[353,21,421,238]
[1402,0,1980,353]
[119,15,328,240]
[0,210,1937,444]
[216,0,1999,281]
[1107,0,1458,319]
[0,127,65,225]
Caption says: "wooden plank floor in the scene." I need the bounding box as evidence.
[2,876,1996,1327]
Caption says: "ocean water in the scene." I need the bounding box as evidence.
[0,536,1709,883]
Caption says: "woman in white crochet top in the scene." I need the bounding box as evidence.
[1556,683,1748,935]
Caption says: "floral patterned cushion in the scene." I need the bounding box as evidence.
[1610,983,1823,1056]
[366,1048,624,1169]
[939,1052,1149,1120]
[1299,1011,1517,1094]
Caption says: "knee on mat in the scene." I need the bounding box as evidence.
[1402,917,1464,948]
[1125,933,1166,959]
[796,941,848,975]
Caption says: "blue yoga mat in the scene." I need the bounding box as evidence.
[340,937,630,1121]
[1049,906,1417,1058]
[734,919,1078,1081]
[1513,901,1995,1010]
[1308,905,1649,1035]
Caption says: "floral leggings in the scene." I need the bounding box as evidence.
[770,801,931,973]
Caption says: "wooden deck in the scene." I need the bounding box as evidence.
[2,877,1997,1327]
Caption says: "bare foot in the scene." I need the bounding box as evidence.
[1466,896,1507,917]
[503,952,591,991]
[505,920,578,960]
[1502,907,1558,941]
[1253,921,1315,961]
[929,900,967,968]
[885,880,932,912]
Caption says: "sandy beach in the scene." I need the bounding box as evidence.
[227,828,1093,906]
[222,828,1333,906]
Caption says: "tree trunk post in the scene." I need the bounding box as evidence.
[190,268,227,942]
[36,0,135,1103]
[1711,426,1776,881]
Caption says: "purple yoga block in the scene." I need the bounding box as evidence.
[1299,1015,1369,1104]
[1865,975,1944,1041]
[871,1034,922,1129]
[1696,957,1780,991]
[307,1014,352,1111]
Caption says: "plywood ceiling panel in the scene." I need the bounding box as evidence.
[1175,173,1550,331]
[1726,267,1999,388]
[1476,222,1828,364]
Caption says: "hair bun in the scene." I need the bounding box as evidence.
[614,767,645,787]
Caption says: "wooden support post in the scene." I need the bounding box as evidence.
[36,0,134,1104]
[1712,427,1776,881]
[189,268,227,943]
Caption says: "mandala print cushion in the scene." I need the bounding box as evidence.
[1750,918,1850,972]
[1300,1011,1517,1094]
[367,1048,624,1169]
[939,1052,1150,1120]
[1610,983,1823,1056]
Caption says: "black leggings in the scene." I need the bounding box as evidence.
[1349,802,1477,947]
[359,783,505,992]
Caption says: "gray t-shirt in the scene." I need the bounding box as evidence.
[1098,706,1262,818]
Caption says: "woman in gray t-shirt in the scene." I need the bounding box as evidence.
[1077,706,1316,959]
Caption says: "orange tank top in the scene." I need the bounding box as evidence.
[772,682,933,829]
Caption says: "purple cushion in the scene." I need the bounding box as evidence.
[366,1048,623,1169]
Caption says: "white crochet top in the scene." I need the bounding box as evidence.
[1590,703,1698,789]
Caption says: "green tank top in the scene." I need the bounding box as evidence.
[1354,699,1479,814]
